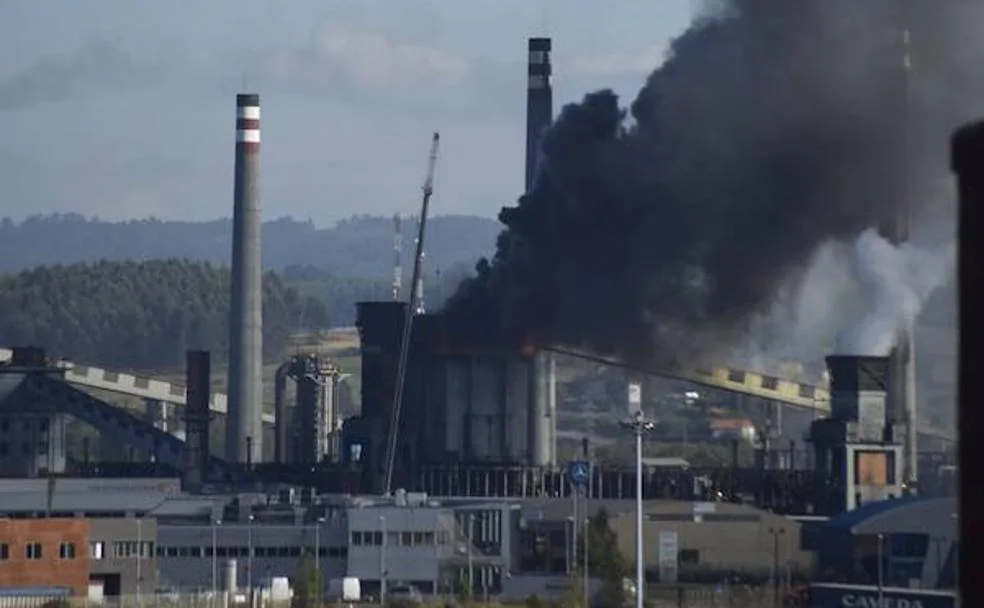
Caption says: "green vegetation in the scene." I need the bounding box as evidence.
[0,259,329,370]
[0,214,499,279]
[290,553,322,608]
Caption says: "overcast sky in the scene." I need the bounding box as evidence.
[0,0,695,225]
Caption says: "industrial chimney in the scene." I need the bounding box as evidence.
[525,36,557,467]
[183,350,211,490]
[226,93,264,465]
[525,37,553,193]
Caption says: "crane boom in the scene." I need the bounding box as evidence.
[382,132,440,495]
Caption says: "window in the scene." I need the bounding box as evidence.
[680,549,700,565]
[59,542,76,559]
[0,442,7,456]
[89,542,104,560]
[39,418,48,433]
[402,532,413,546]
[351,532,363,546]
[760,376,779,390]
[0,543,8,560]
[26,542,42,560]
[0,417,9,433]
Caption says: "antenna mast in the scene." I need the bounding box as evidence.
[382,132,440,495]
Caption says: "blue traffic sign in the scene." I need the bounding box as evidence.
[568,460,590,487]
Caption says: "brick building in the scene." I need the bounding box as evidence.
[0,518,91,595]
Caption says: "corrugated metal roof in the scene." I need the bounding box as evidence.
[0,490,169,512]
[822,497,926,533]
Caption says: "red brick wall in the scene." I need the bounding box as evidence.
[0,518,90,596]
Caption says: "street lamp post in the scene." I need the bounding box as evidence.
[315,516,326,599]
[212,519,221,608]
[380,515,387,606]
[620,409,654,608]
[247,515,255,598]
[877,533,885,606]
[136,517,143,606]
[583,515,590,608]
[768,527,786,608]
[468,514,475,598]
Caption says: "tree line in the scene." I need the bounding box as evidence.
[0,259,329,371]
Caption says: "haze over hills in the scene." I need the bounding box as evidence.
[0,213,501,278]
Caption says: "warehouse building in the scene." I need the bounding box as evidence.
[813,496,957,590]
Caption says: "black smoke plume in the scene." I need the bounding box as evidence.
[445,0,982,368]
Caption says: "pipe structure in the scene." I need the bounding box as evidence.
[273,362,290,464]
[227,93,264,464]
[952,120,984,604]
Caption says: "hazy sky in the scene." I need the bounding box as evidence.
[0,0,696,225]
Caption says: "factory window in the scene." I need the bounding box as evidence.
[25,542,42,560]
[760,376,779,390]
[39,419,48,433]
[89,542,104,560]
[0,543,8,560]
[727,370,746,384]
[402,532,413,546]
[798,385,815,399]
[680,549,700,565]
[112,541,153,559]
[373,531,383,546]
[59,542,76,559]
[351,532,362,546]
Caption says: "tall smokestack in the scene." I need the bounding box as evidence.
[226,93,264,465]
[526,37,553,193]
[877,2,918,491]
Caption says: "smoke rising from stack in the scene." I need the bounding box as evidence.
[835,229,954,357]
[445,0,980,369]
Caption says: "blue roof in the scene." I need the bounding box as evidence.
[0,587,73,597]
[824,496,929,532]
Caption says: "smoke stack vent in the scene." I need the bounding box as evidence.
[525,37,553,193]
[183,350,212,490]
[825,355,890,429]
[227,93,264,464]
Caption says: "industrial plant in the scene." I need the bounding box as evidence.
[0,24,962,608]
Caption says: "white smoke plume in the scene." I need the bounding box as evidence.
[835,228,955,356]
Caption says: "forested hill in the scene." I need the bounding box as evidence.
[0,214,500,276]
[0,260,329,370]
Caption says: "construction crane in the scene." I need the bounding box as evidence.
[382,132,440,495]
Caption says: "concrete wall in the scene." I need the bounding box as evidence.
[609,501,813,579]
[0,517,90,595]
[346,505,451,584]
[156,521,348,592]
[89,517,158,596]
